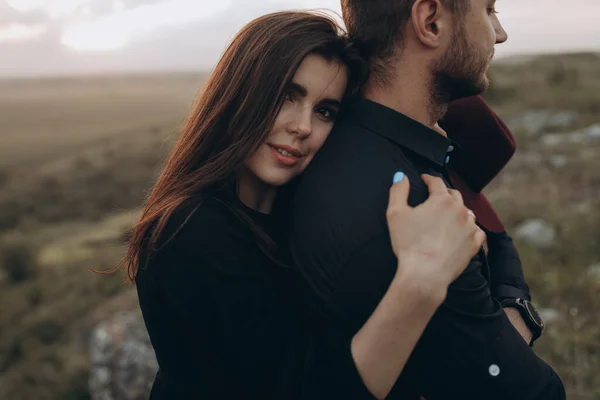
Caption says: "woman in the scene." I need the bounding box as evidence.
[122,11,484,399]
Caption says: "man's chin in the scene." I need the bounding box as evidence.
[474,71,491,94]
[479,77,491,95]
[435,70,489,103]
[447,81,487,102]
[463,73,490,98]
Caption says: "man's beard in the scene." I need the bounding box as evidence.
[432,26,492,106]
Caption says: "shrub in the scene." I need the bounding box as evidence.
[0,340,24,373]
[0,239,39,284]
[27,285,44,307]
[0,168,8,189]
[32,320,63,345]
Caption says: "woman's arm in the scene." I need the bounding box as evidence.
[350,264,445,399]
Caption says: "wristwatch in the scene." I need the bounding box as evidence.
[501,298,544,346]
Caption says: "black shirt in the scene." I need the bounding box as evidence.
[135,193,373,399]
[288,97,566,400]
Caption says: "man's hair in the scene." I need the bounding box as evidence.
[341,0,470,84]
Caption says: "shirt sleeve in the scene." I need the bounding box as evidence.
[485,228,532,301]
[319,232,565,400]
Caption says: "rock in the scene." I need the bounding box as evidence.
[541,123,600,147]
[506,110,579,136]
[587,263,600,284]
[539,308,561,325]
[521,152,544,165]
[548,155,568,168]
[585,123,600,139]
[515,219,557,248]
[89,311,158,400]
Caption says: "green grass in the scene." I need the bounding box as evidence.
[484,53,600,400]
[0,53,599,399]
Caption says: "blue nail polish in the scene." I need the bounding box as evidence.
[393,172,405,183]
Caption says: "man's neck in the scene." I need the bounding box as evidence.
[361,59,447,129]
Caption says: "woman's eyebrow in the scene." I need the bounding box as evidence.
[288,82,307,97]
[288,82,342,108]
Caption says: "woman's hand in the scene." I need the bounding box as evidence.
[386,172,485,300]
[350,172,486,400]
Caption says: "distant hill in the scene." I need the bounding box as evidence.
[486,52,600,116]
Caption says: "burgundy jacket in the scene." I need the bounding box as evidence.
[440,95,530,301]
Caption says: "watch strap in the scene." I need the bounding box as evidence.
[501,298,543,346]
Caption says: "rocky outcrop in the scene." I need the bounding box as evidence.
[515,219,557,249]
[89,311,158,400]
[505,110,579,136]
[541,123,600,147]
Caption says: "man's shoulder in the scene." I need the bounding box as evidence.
[291,114,421,219]
[297,121,396,196]
[288,121,394,256]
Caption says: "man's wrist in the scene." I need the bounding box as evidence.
[493,284,531,303]
[503,306,534,344]
[501,298,544,345]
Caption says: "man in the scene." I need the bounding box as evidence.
[288,1,565,399]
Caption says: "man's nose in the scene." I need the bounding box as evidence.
[495,19,508,44]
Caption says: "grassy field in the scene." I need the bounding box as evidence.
[0,53,598,399]
[0,73,203,399]
[0,73,203,168]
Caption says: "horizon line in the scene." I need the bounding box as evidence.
[1,49,598,82]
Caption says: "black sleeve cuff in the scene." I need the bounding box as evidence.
[493,284,531,302]
[486,229,531,302]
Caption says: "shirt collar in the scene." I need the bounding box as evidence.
[345,96,456,169]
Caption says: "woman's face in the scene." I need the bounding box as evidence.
[245,53,348,187]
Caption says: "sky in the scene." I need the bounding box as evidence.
[1,0,599,77]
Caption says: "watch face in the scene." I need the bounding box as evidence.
[524,301,544,329]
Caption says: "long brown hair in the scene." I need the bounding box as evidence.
[117,11,367,282]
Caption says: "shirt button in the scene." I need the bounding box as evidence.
[448,145,455,153]
[488,364,500,377]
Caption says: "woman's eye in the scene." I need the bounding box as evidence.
[316,107,338,121]
[487,8,499,15]
[284,92,293,102]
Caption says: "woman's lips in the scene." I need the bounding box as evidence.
[269,144,303,166]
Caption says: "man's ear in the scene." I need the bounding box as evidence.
[411,0,449,49]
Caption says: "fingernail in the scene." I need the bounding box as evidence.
[393,172,405,183]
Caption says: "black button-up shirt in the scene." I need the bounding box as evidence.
[288,97,565,400]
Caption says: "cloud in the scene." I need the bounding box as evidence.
[1,0,599,77]
[0,1,48,24]
[0,22,46,42]
[59,0,233,51]
[4,0,45,13]
[4,0,91,18]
